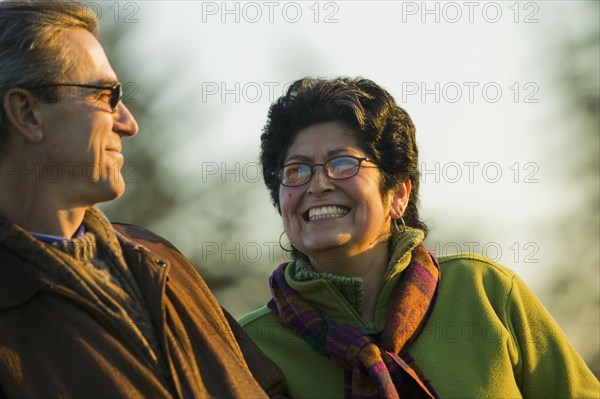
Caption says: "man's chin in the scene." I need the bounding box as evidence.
[112,183,126,200]
[93,181,126,205]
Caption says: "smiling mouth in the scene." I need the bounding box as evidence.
[304,205,350,221]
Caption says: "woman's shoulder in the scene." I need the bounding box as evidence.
[238,305,277,328]
[437,252,517,287]
[433,252,525,310]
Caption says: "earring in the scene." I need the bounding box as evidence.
[278,231,293,252]
[393,217,406,234]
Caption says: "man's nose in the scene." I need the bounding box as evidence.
[113,103,139,137]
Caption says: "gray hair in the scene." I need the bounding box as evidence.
[0,0,99,154]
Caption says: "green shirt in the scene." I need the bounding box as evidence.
[240,252,599,398]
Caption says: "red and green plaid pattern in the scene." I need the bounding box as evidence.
[268,242,439,398]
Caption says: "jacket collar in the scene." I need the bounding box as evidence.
[113,226,170,340]
[285,227,425,330]
[0,222,171,313]
[0,248,46,310]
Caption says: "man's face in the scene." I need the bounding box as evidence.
[34,28,138,207]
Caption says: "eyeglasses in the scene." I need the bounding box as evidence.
[276,155,377,187]
[27,82,123,112]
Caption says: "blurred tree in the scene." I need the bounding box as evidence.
[92,5,600,370]
[93,6,284,311]
[542,1,600,378]
[95,14,177,229]
[93,9,242,290]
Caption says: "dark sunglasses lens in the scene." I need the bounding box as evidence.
[111,83,122,110]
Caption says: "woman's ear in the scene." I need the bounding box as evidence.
[389,179,412,218]
[4,88,45,143]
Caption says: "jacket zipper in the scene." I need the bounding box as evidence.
[324,280,383,330]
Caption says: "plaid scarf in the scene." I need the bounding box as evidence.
[268,242,439,398]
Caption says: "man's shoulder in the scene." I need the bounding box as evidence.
[112,222,172,243]
[112,222,181,254]
[112,222,220,307]
[111,222,195,276]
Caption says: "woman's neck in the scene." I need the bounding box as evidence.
[307,240,390,322]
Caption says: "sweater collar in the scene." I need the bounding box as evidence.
[29,224,86,244]
[0,207,142,310]
[285,227,425,330]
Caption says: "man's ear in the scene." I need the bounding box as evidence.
[3,88,45,143]
[389,178,412,218]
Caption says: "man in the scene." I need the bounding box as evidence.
[0,1,285,397]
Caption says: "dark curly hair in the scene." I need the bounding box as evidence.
[260,76,428,236]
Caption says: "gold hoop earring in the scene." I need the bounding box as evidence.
[278,231,293,252]
[393,217,406,234]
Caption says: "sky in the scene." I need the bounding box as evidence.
[95,0,599,366]
[102,0,581,277]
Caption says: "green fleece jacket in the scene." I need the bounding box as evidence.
[239,231,599,398]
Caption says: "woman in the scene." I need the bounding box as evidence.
[239,77,599,398]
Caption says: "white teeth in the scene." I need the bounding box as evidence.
[308,206,349,221]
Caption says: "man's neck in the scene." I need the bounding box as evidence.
[0,181,87,238]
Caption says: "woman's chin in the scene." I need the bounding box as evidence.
[297,236,350,257]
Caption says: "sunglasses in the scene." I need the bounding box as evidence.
[27,82,123,112]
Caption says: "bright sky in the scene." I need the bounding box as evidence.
[104,1,581,277]
[94,0,598,358]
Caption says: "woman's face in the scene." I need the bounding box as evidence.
[279,121,407,261]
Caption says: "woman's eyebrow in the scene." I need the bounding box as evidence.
[327,148,362,157]
[283,154,312,163]
[285,148,362,163]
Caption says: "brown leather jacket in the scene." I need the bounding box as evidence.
[0,222,286,398]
